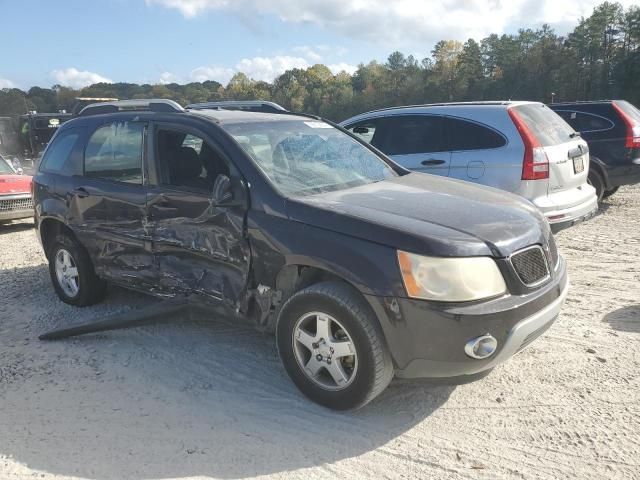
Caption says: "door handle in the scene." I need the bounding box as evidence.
[72,187,90,198]
[421,158,446,166]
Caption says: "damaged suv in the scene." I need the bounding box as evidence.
[33,99,568,410]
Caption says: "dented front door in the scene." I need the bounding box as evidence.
[147,124,251,308]
[148,190,250,307]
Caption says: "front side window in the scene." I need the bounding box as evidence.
[345,120,381,145]
[224,119,398,197]
[374,115,446,155]
[40,128,83,175]
[156,128,229,192]
[85,122,145,184]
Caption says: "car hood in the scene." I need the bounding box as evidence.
[0,174,32,195]
[286,173,550,258]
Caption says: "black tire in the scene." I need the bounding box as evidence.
[48,232,106,306]
[588,169,605,202]
[276,281,394,410]
[603,186,619,199]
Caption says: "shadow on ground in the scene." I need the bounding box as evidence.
[0,220,34,235]
[603,304,640,333]
[0,264,455,479]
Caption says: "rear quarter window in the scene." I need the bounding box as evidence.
[512,104,575,146]
[40,127,84,176]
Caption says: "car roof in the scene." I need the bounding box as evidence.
[362,100,537,113]
[186,108,315,125]
[340,101,541,124]
[550,100,620,106]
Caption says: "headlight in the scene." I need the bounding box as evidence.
[397,250,507,302]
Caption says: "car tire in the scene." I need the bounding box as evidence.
[587,169,605,202]
[48,232,106,306]
[603,186,619,199]
[276,281,394,410]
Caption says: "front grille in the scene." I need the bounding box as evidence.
[548,235,559,270]
[0,196,33,212]
[510,246,550,286]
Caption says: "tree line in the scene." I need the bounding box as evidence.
[1,2,638,122]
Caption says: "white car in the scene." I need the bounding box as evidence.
[342,101,598,232]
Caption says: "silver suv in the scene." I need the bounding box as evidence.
[341,101,598,232]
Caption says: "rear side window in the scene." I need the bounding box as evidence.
[555,111,613,133]
[375,115,446,155]
[84,122,145,184]
[445,117,506,151]
[511,104,575,146]
[40,127,83,176]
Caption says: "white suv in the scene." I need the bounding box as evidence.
[341,101,598,232]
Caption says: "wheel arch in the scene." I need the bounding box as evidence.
[589,156,611,190]
[39,217,78,260]
[269,263,391,345]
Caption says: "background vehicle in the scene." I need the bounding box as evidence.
[341,102,598,233]
[549,100,640,201]
[33,99,567,410]
[0,154,33,224]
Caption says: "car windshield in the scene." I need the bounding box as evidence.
[0,156,14,174]
[223,119,398,196]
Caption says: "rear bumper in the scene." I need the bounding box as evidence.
[531,186,598,233]
[364,260,569,380]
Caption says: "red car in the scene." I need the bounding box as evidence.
[0,155,33,223]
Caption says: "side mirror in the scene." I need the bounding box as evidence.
[16,167,24,175]
[212,174,233,204]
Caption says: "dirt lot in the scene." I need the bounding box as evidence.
[1,187,639,480]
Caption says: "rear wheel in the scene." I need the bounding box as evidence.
[603,186,619,199]
[48,232,106,306]
[587,169,605,202]
[276,281,393,410]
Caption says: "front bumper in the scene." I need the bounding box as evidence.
[364,259,569,379]
[0,193,33,222]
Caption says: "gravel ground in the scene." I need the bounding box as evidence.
[0,186,639,480]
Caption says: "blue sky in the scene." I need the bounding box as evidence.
[0,0,635,89]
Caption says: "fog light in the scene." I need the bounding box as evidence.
[465,334,498,359]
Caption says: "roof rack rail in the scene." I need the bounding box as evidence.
[187,100,287,113]
[78,99,185,117]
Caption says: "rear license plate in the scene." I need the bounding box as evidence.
[573,156,584,174]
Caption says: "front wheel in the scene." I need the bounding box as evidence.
[276,281,393,410]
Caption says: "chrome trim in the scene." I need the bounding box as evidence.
[508,244,551,287]
[464,334,498,359]
[0,193,32,201]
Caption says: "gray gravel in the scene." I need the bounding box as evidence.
[0,186,639,479]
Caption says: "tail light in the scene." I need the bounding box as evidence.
[612,102,640,148]
[508,108,549,180]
